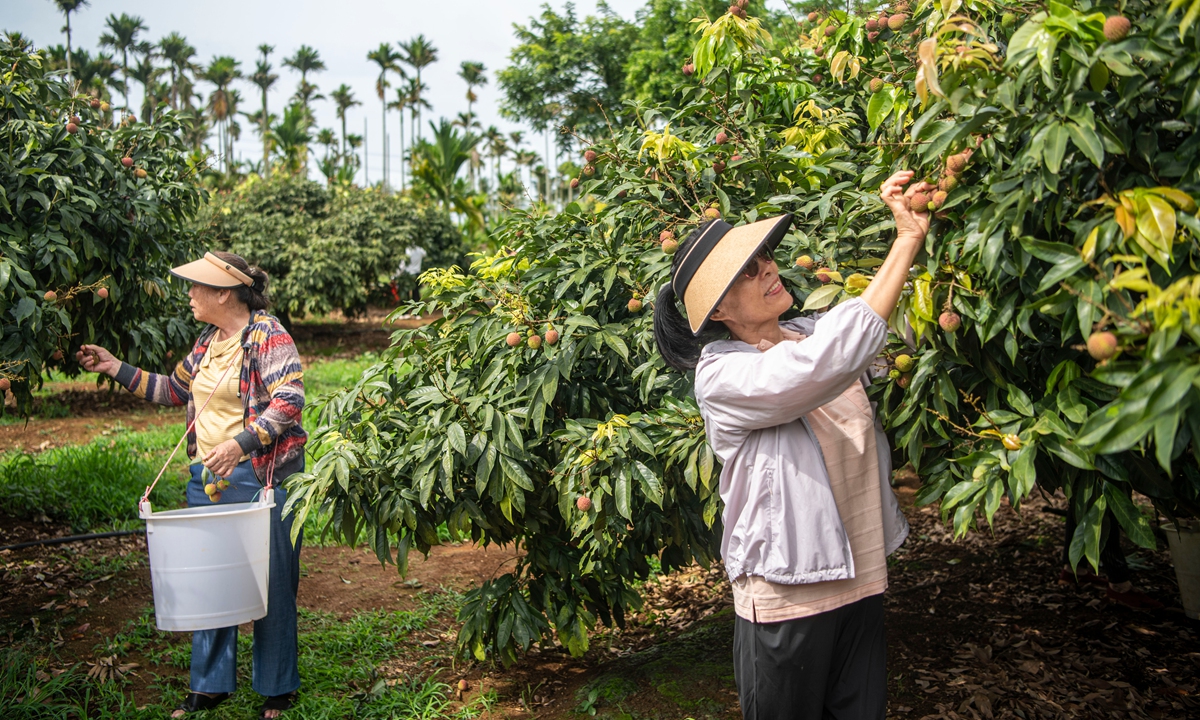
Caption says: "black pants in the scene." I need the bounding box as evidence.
[733,594,886,720]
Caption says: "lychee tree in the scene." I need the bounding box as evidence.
[0,39,206,409]
[288,0,1200,662]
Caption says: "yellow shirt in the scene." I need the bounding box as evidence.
[192,332,247,462]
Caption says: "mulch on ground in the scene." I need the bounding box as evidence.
[1,490,1196,719]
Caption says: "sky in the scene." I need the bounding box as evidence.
[5,0,658,186]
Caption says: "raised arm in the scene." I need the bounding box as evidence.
[77,343,193,407]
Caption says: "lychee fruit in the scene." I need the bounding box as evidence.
[1103,15,1130,42]
[866,18,879,31]
[888,14,907,30]
[894,354,915,372]
[869,78,884,93]
[97,287,109,299]
[729,5,747,19]
[135,168,147,179]
[1001,12,1017,28]
[812,73,824,84]
[908,193,931,213]
[662,239,679,255]
[939,311,961,332]
[210,491,222,502]
[659,229,675,243]
[628,298,643,313]
[815,268,833,283]
[703,207,721,221]
[682,63,695,76]
[730,154,742,162]
[506,332,523,347]
[204,482,218,497]
[51,349,64,361]
[457,679,469,692]
[0,379,9,392]
[570,177,580,189]
[100,102,110,112]
[1002,434,1023,451]
[713,161,725,174]
[90,98,101,109]
[825,25,837,37]
[807,11,819,22]
[583,164,595,176]
[868,31,880,42]
[938,175,959,192]
[545,329,560,346]
[121,156,133,168]
[931,190,948,209]
[576,495,593,512]
[584,149,597,163]
[44,290,57,302]
[945,152,969,174]
[795,255,814,270]
[66,122,78,134]
[1087,331,1118,361]
[896,373,912,389]
[715,131,728,145]
[528,334,542,349]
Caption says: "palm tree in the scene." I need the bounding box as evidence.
[398,35,437,143]
[157,32,196,111]
[201,55,242,173]
[50,0,90,83]
[98,13,149,116]
[316,127,338,183]
[514,149,539,199]
[282,45,325,124]
[482,126,503,189]
[403,77,430,171]
[270,103,311,176]
[458,61,486,128]
[387,88,409,191]
[329,84,360,164]
[367,43,400,190]
[411,119,482,229]
[129,54,165,124]
[249,45,277,176]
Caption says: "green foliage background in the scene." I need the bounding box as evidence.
[199,175,468,322]
[0,38,206,407]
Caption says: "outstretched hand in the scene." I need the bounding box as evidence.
[879,170,934,242]
[76,344,119,377]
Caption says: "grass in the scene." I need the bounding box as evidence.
[0,423,191,532]
[0,590,491,720]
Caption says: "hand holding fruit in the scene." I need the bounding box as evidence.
[76,344,119,376]
[879,170,934,243]
[203,439,243,479]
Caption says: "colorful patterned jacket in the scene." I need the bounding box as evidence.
[114,311,307,482]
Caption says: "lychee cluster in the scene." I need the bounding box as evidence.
[910,147,974,213]
[728,0,748,19]
[507,327,560,350]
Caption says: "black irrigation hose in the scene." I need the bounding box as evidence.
[0,528,143,552]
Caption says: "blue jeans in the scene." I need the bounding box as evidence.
[186,461,302,697]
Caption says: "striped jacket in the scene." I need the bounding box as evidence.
[115,311,307,482]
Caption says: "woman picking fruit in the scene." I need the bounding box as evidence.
[653,171,932,718]
[78,251,305,720]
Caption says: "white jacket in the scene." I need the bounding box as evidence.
[694,298,909,584]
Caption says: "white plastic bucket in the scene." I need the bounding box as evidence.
[140,489,274,632]
[1163,522,1200,620]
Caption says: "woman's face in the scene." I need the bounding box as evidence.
[187,284,229,324]
[710,249,793,331]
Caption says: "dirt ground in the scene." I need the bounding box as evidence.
[2,483,1197,720]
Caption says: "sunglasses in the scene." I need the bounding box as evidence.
[740,246,776,279]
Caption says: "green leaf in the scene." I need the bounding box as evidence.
[801,283,842,311]
[1103,483,1156,550]
[632,460,663,507]
[1065,122,1104,167]
[866,88,895,132]
[1043,124,1068,174]
[447,422,467,455]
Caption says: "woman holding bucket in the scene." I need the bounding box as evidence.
[652,171,930,718]
[77,251,305,719]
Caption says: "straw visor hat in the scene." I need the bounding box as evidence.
[673,214,793,335]
[169,252,255,289]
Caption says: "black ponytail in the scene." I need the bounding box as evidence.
[653,221,728,372]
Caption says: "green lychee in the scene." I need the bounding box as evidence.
[894,354,915,373]
[869,78,884,93]
[662,239,679,254]
[888,14,907,30]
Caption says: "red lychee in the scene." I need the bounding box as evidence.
[506,332,522,347]
[576,495,593,511]
[97,287,109,299]
[627,298,643,313]
[66,122,78,134]
[1103,15,1130,42]
[715,131,728,145]
[939,311,961,333]
[121,156,133,168]
[1087,331,1118,361]
[584,149,597,163]
[545,329,560,346]
[908,193,931,212]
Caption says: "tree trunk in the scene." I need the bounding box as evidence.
[65,14,73,82]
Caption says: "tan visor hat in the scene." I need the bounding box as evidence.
[170,252,254,289]
[673,214,794,335]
